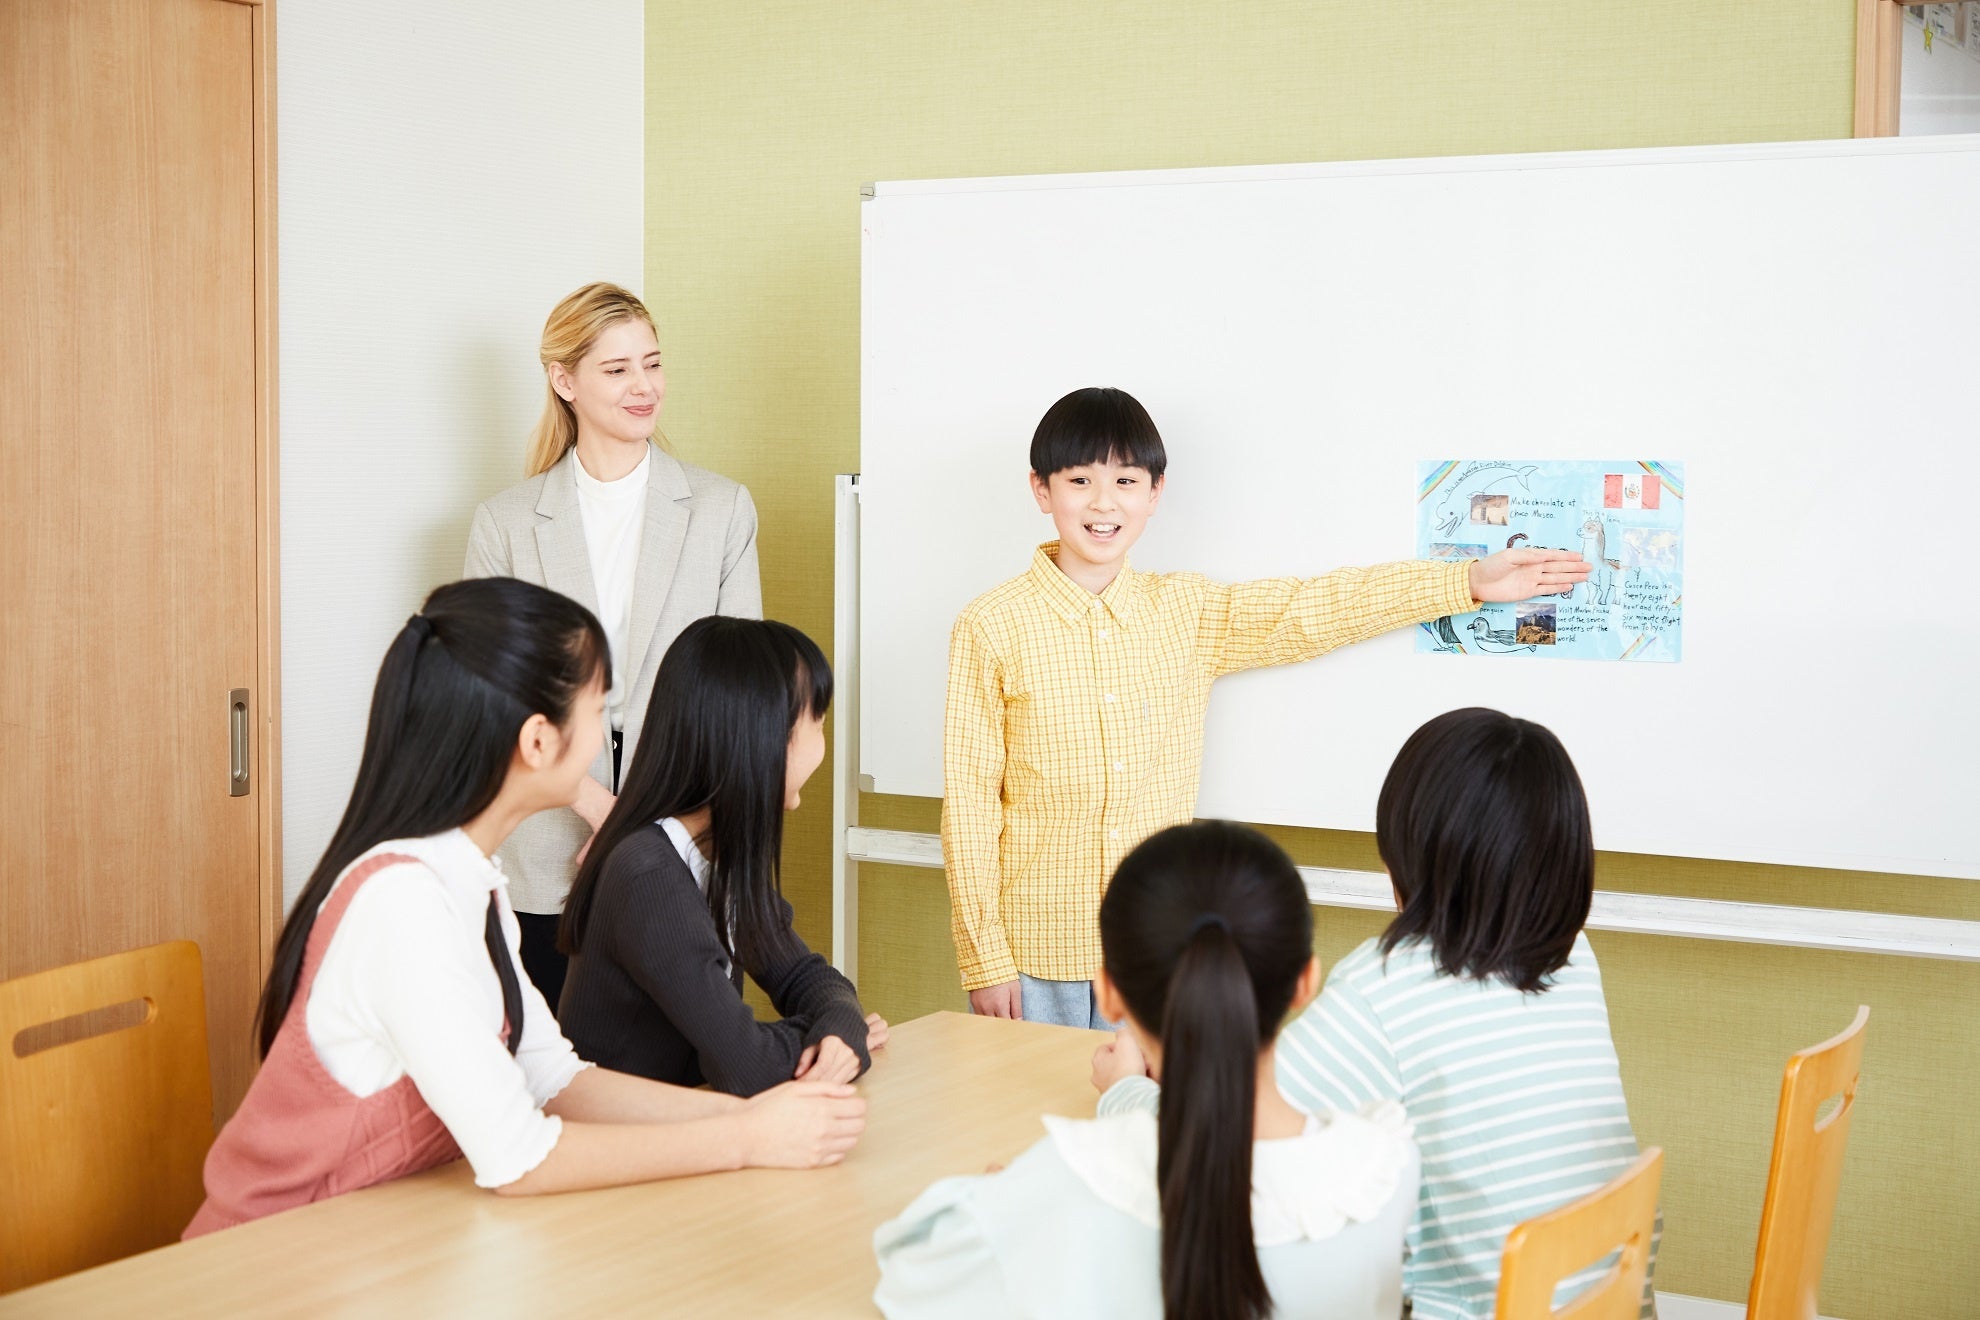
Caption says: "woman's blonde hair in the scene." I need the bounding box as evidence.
[524,282,661,477]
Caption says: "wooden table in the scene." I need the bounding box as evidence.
[1,1013,1105,1317]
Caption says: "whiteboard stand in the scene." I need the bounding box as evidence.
[830,472,1980,971]
[830,474,862,979]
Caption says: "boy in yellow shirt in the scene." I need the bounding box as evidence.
[941,387,1588,1025]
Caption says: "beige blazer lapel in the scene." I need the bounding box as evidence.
[622,445,694,691]
[532,452,602,619]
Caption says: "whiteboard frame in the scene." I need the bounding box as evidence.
[863,132,1980,201]
[857,135,1980,884]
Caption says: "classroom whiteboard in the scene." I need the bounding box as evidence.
[858,137,1980,881]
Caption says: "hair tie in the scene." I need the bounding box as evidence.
[406,614,435,642]
[1186,912,1230,941]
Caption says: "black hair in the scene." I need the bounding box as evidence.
[560,616,831,971]
[1099,821,1314,1320]
[1028,386,1168,482]
[255,578,609,1057]
[1376,707,1593,993]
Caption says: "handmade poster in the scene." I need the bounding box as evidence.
[1416,460,1685,662]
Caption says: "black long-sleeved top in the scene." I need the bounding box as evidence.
[556,824,870,1095]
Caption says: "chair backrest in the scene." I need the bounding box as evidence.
[1495,1147,1664,1320]
[0,941,214,1293]
[1747,1005,1870,1320]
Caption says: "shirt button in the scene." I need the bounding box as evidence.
[1103,693,1117,703]
[1098,628,1109,639]
[1112,761,1125,772]
[1109,829,1120,840]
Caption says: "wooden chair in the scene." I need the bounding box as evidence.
[1747,1005,1870,1320]
[1495,1147,1663,1320]
[0,941,214,1293]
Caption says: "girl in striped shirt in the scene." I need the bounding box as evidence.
[1099,706,1656,1318]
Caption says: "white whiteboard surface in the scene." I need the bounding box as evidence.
[859,137,1980,881]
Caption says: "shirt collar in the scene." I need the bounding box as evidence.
[393,828,506,895]
[1027,541,1139,626]
[659,816,714,892]
[568,444,652,499]
[1042,1101,1414,1246]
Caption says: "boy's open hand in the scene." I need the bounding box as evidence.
[1468,548,1589,602]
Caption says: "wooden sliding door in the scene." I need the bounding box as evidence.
[0,0,278,1118]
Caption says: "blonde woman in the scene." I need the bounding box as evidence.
[466,283,761,1005]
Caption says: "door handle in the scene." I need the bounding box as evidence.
[229,688,250,797]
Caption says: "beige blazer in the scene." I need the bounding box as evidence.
[464,444,762,913]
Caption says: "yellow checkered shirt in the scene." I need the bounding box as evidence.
[941,542,1477,990]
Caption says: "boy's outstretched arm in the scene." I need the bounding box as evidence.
[941,613,1023,1016]
[1197,547,1585,678]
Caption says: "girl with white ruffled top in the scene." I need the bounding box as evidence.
[873,821,1418,1320]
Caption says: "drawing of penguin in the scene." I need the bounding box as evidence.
[1421,615,1466,653]
[1467,615,1537,654]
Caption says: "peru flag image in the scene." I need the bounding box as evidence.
[1603,471,1660,509]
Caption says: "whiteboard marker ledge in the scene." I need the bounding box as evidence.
[843,828,1980,962]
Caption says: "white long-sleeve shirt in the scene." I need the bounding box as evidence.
[305,829,591,1188]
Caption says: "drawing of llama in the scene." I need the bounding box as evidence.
[1579,514,1628,607]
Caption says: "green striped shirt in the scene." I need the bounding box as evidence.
[1275,932,1656,1320]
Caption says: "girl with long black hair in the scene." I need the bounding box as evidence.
[873,821,1418,1320]
[557,615,886,1096]
[185,579,862,1238]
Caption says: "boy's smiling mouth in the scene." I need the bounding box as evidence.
[1086,522,1121,540]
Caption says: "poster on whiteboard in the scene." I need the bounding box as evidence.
[1416,459,1686,662]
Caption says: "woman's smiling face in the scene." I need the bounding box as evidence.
[552,317,665,446]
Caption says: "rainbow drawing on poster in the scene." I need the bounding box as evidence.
[1416,460,1686,663]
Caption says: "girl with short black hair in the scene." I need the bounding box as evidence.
[875,821,1418,1320]
[1101,707,1656,1319]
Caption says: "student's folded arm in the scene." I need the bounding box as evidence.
[542,1063,739,1124]
[462,503,512,579]
[941,613,1020,991]
[614,863,811,1096]
[718,484,763,619]
[1197,560,1477,678]
[1274,973,1401,1116]
[873,1178,1014,1319]
[754,893,871,1072]
[1095,1075,1161,1118]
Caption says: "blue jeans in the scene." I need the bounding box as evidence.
[1018,974,1119,1030]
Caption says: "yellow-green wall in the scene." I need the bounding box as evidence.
[648,4,1979,1313]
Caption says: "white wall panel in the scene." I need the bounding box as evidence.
[279,2,643,903]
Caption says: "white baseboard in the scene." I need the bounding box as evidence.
[1658,1297,1746,1320]
[1658,1293,1843,1320]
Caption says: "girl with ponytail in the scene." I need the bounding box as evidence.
[185,579,862,1239]
[874,822,1418,1320]
[1098,710,1657,1319]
